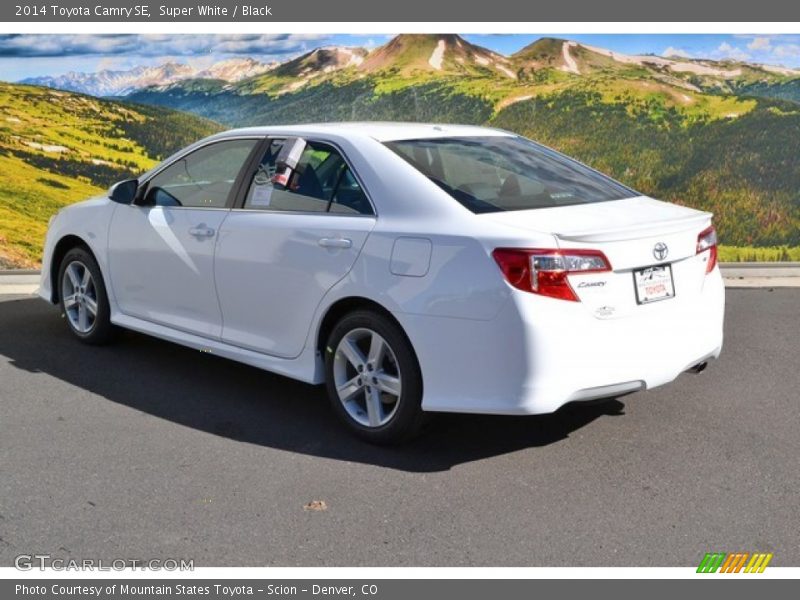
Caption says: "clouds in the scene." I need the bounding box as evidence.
[657,35,800,67]
[747,37,771,51]
[662,46,692,59]
[730,35,800,65]
[0,34,330,59]
[713,42,751,62]
[774,44,800,59]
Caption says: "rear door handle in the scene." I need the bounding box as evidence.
[318,237,352,249]
[189,225,215,238]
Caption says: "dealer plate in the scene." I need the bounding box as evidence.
[633,264,675,304]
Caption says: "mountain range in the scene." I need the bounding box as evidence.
[124,34,800,122]
[20,57,276,97]
[22,36,800,100]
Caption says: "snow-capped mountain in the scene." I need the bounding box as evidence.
[270,46,369,78]
[359,34,516,78]
[20,58,276,97]
[511,37,800,82]
[196,57,277,82]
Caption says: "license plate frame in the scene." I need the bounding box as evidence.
[633,264,676,305]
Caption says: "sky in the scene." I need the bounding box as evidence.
[1,33,799,81]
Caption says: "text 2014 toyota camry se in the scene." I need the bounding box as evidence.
[39,123,724,443]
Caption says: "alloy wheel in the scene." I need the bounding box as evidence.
[61,260,98,334]
[333,327,403,428]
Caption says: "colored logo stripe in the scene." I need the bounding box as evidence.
[719,553,748,573]
[697,553,726,573]
[745,553,773,573]
[697,552,773,573]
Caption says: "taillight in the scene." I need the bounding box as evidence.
[696,225,718,274]
[492,248,611,302]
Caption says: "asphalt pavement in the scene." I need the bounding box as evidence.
[0,289,798,567]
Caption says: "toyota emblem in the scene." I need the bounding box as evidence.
[653,242,669,261]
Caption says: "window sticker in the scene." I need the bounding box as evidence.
[250,184,273,207]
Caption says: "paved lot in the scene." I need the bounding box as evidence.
[0,290,798,567]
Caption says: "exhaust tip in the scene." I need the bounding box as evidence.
[689,361,708,374]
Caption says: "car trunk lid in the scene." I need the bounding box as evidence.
[482,196,715,318]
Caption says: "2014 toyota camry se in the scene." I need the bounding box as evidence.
[39,123,724,443]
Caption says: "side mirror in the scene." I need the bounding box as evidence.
[108,179,139,204]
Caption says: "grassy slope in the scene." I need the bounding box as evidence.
[491,89,800,248]
[129,79,496,127]
[0,83,221,267]
[718,245,800,262]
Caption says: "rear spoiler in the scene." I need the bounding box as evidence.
[555,212,712,243]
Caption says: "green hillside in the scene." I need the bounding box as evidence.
[737,79,800,104]
[492,92,800,247]
[0,82,221,268]
[128,79,495,126]
[134,79,800,248]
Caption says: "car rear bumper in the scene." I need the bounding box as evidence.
[403,267,725,415]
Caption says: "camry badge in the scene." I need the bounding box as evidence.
[653,242,669,261]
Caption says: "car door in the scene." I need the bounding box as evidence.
[214,138,377,358]
[107,138,260,338]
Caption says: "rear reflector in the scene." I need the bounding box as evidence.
[696,225,718,274]
[492,248,611,302]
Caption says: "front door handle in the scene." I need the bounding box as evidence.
[318,237,352,249]
[188,225,215,238]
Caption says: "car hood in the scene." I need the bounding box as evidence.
[59,194,111,214]
[477,196,711,243]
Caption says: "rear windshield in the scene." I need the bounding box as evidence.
[385,136,637,213]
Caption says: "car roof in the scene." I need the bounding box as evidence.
[214,122,514,143]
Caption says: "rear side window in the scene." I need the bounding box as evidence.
[385,136,636,213]
[243,140,373,215]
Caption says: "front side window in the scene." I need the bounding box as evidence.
[145,139,258,208]
[385,136,637,213]
[243,140,372,215]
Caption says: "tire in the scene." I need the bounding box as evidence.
[324,309,425,444]
[57,247,116,345]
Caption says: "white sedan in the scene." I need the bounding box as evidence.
[39,123,724,443]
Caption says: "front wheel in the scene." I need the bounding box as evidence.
[325,310,425,444]
[58,247,116,345]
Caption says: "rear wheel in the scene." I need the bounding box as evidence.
[58,247,116,345]
[325,310,425,444]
